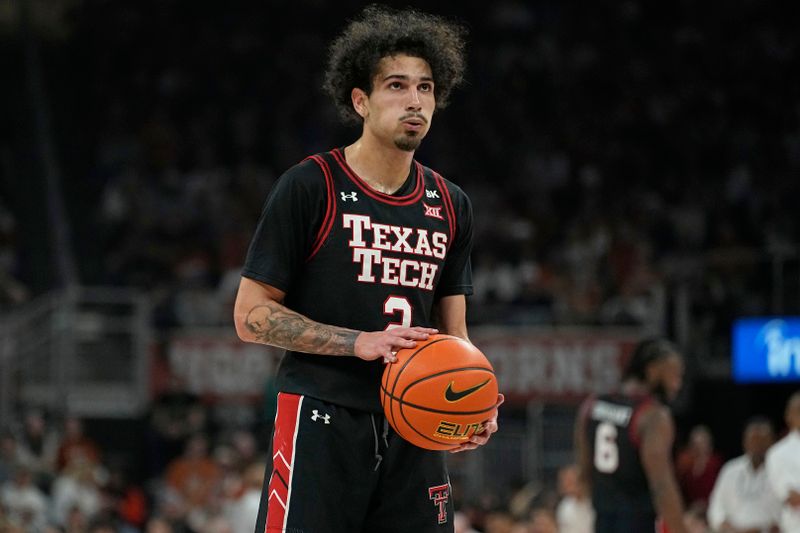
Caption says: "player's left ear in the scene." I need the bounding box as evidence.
[351,88,369,119]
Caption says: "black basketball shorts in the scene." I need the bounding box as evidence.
[254,392,454,533]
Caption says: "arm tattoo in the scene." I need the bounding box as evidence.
[244,301,359,356]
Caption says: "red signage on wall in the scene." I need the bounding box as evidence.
[471,327,643,404]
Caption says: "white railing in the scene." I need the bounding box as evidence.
[0,286,150,429]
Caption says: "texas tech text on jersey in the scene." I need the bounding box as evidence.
[343,213,447,291]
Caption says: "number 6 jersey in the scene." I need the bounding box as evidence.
[583,393,658,516]
[241,148,474,413]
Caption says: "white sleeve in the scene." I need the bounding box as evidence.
[707,462,732,529]
[766,446,790,501]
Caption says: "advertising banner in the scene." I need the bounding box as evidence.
[733,317,800,383]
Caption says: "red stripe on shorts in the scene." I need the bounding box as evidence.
[265,393,304,532]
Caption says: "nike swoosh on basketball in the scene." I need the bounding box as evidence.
[445,379,491,402]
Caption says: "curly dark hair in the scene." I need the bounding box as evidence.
[623,337,680,381]
[323,5,467,123]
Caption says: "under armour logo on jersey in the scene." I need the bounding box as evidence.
[341,191,358,202]
[311,410,331,424]
[426,189,440,199]
[423,202,444,220]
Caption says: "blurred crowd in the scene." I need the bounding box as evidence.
[0,398,265,533]
[4,393,800,533]
[2,1,796,343]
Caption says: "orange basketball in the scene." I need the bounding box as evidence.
[380,334,499,450]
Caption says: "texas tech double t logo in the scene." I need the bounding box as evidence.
[428,484,450,524]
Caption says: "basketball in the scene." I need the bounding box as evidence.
[381,334,499,450]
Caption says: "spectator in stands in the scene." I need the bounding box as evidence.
[146,375,208,476]
[224,461,263,533]
[64,505,90,533]
[454,511,480,533]
[529,507,558,533]
[50,456,103,528]
[164,433,221,516]
[555,463,594,533]
[56,416,102,472]
[766,391,800,532]
[0,464,49,532]
[707,416,780,532]
[144,515,175,533]
[676,425,723,509]
[87,516,119,533]
[103,464,148,531]
[484,509,516,533]
[0,432,21,484]
[13,408,60,487]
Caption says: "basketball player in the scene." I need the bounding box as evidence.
[574,338,687,533]
[233,6,501,532]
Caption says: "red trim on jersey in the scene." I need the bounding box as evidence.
[432,172,456,247]
[628,397,655,449]
[331,148,424,205]
[655,518,669,533]
[306,155,337,262]
[265,393,303,532]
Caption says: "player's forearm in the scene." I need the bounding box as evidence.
[239,300,360,355]
[650,476,688,533]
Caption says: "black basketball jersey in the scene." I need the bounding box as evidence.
[584,393,657,515]
[242,148,473,412]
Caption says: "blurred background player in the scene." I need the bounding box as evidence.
[707,416,780,533]
[575,338,687,533]
[765,391,800,533]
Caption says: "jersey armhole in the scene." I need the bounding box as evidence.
[628,398,655,449]
[305,155,337,262]
[432,171,456,248]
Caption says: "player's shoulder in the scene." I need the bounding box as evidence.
[720,454,748,474]
[418,163,469,200]
[272,153,334,195]
[636,398,672,430]
[767,432,795,459]
[282,154,327,182]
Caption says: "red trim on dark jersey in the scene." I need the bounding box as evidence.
[432,172,456,247]
[331,148,424,206]
[628,397,655,449]
[306,155,337,262]
[265,393,303,532]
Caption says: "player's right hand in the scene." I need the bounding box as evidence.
[354,327,438,363]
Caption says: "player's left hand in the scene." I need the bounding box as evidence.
[449,393,504,453]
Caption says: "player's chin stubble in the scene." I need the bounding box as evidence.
[394,132,422,152]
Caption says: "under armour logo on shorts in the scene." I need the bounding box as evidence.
[311,410,331,424]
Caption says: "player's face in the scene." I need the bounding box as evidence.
[743,423,773,461]
[652,353,684,403]
[362,54,435,152]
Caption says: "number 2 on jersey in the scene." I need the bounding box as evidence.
[384,296,412,330]
[594,422,619,473]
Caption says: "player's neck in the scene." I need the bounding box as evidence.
[621,380,649,397]
[344,136,415,195]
